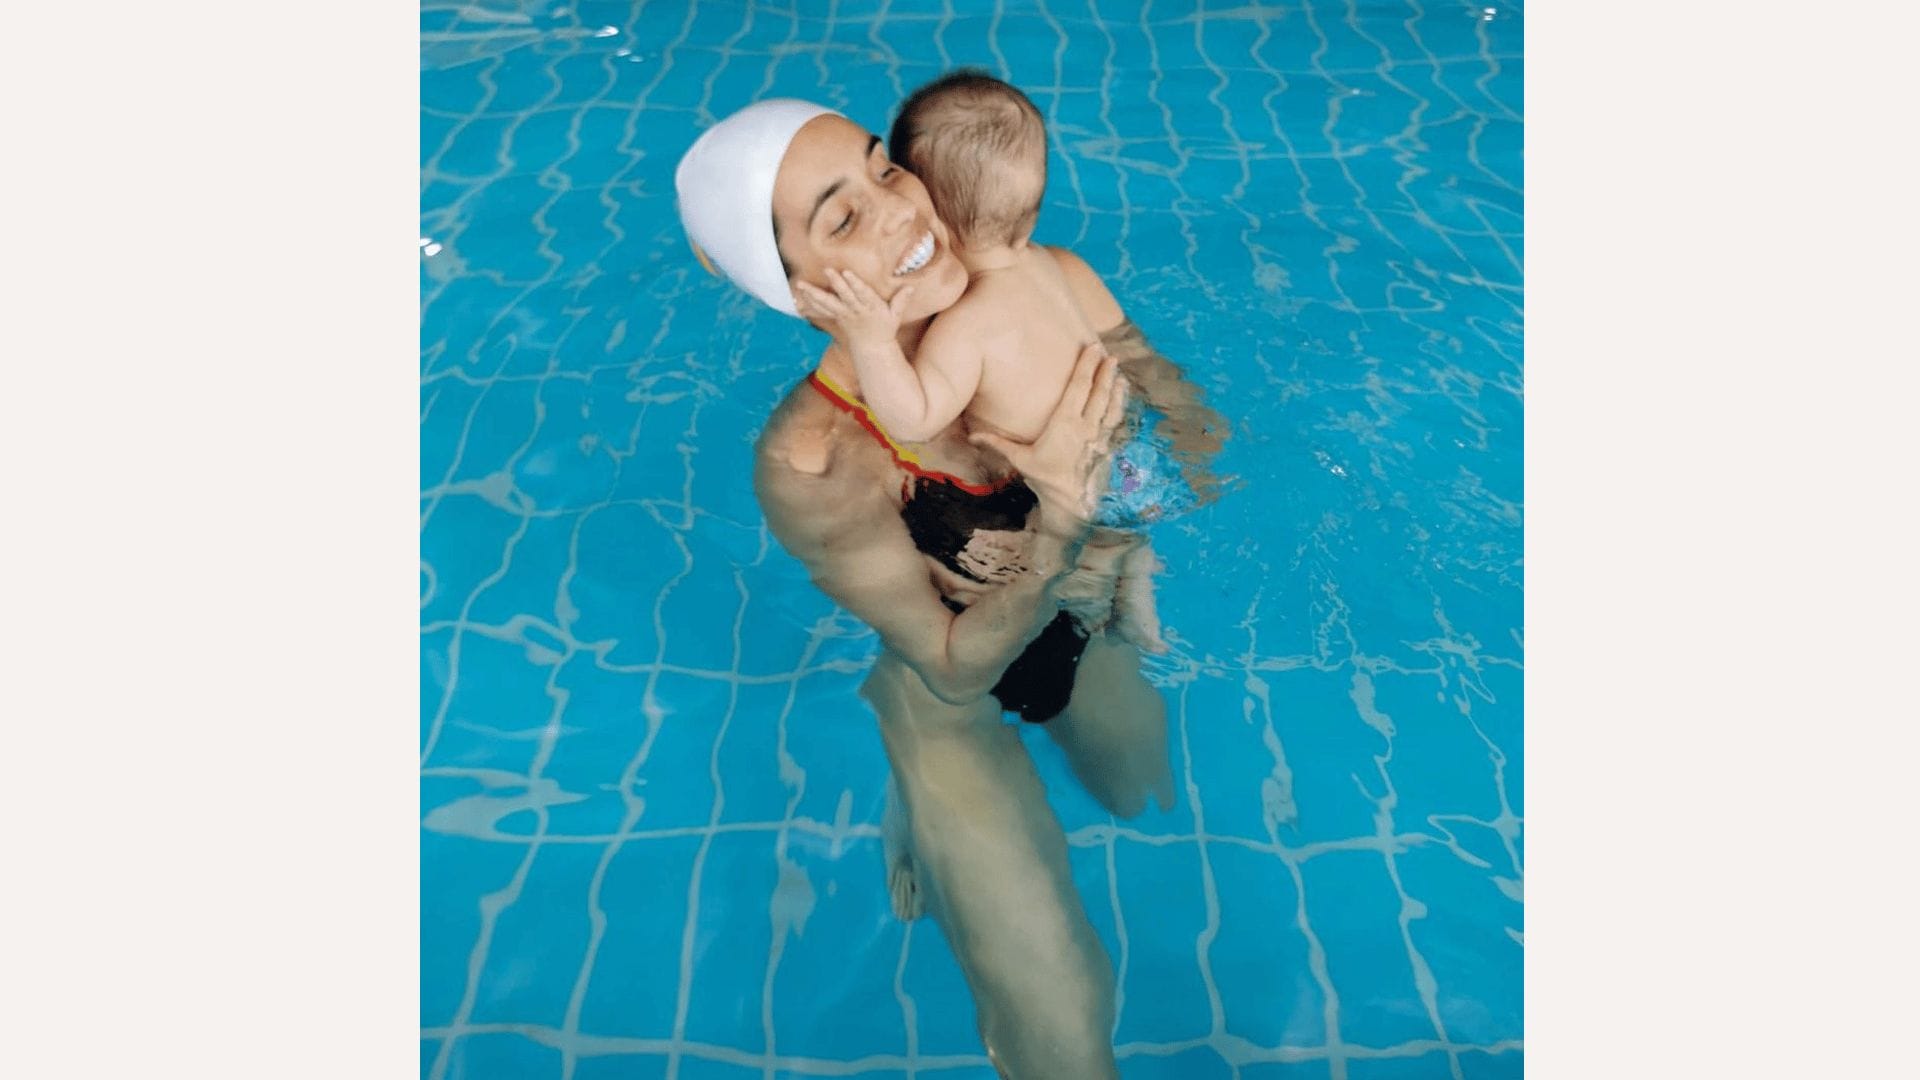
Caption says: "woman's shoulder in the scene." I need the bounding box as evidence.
[1041,244,1126,333]
[754,376,893,534]
[756,375,852,477]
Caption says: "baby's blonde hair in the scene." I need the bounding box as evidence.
[888,70,1047,249]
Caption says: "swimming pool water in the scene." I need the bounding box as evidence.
[420,1,1523,1077]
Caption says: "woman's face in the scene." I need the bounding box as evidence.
[771,115,968,326]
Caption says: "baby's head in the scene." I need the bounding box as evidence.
[888,71,1047,254]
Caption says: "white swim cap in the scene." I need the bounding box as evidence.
[675,99,841,318]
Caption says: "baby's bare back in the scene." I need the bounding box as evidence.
[956,248,1099,445]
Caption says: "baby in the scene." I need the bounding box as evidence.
[793,72,1195,653]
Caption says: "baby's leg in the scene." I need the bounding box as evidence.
[1053,529,1133,634]
[1112,539,1167,655]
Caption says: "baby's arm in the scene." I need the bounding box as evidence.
[793,268,981,443]
[895,307,990,442]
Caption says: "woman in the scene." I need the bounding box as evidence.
[676,99,1175,1079]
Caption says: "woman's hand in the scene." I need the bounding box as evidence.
[792,268,914,352]
[968,343,1127,535]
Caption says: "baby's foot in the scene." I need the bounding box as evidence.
[881,778,924,921]
[1114,545,1168,655]
[887,856,925,921]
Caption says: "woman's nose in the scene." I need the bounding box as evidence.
[879,189,916,234]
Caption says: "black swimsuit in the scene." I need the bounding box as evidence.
[904,477,1091,724]
[808,373,1089,723]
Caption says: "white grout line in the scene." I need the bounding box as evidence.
[664,569,753,1079]
[424,1021,1521,1071]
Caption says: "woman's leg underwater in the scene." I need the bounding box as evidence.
[863,652,1119,1080]
[1043,630,1176,819]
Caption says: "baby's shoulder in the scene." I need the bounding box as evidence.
[924,290,1015,353]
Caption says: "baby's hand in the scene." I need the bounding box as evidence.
[792,268,914,350]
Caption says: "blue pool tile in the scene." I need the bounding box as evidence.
[1121,1045,1234,1080]
[1242,1062,1335,1080]
[423,633,562,774]
[567,502,683,665]
[420,378,481,481]
[467,513,581,629]
[454,380,545,484]
[541,790,631,844]
[656,560,749,670]
[1068,837,1122,971]
[420,495,526,628]
[548,51,625,110]
[461,196,570,291]
[562,107,642,188]
[421,831,533,1027]
[1394,847,1521,1046]
[897,918,987,1060]
[1458,1047,1523,1078]
[771,843,912,1059]
[436,114,513,180]
[1471,662,1522,771]
[712,683,812,826]
[730,576,841,676]
[673,1058,761,1080]
[607,401,701,509]
[576,834,703,1040]
[571,1054,669,1079]
[471,842,603,1028]
[616,680,739,829]
[1181,672,1297,845]
[422,277,533,373]
[1259,670,1387,849]
[1113,836,1214,1045]
[505,108,574,179]
[1207,842,1326,1049]
[1418,815,1513,885]
[1296,850,1438,1048]
[422,625,455,741]
[784,679,893,827]
[420,52,491,113]
[1346,1052,1456,1079]
[514,401,623,514]
[546,652,648,736]
[439,1032,562,1079]
[1360,671,1502,831]
[682,831,783,1052]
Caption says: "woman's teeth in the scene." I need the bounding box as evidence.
[894,231,935,276]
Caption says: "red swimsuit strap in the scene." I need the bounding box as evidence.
[805,370,1011,497]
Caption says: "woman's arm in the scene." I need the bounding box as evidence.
[1045,246,1126,335]
[1048,245,1232,467]
[793,268,981,444]
[756,344,1126,705]
[757,463,1077,705]
[1098,319,1230,461]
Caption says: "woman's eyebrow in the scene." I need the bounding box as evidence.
[805,136,885,232]
[807,180,846,232]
